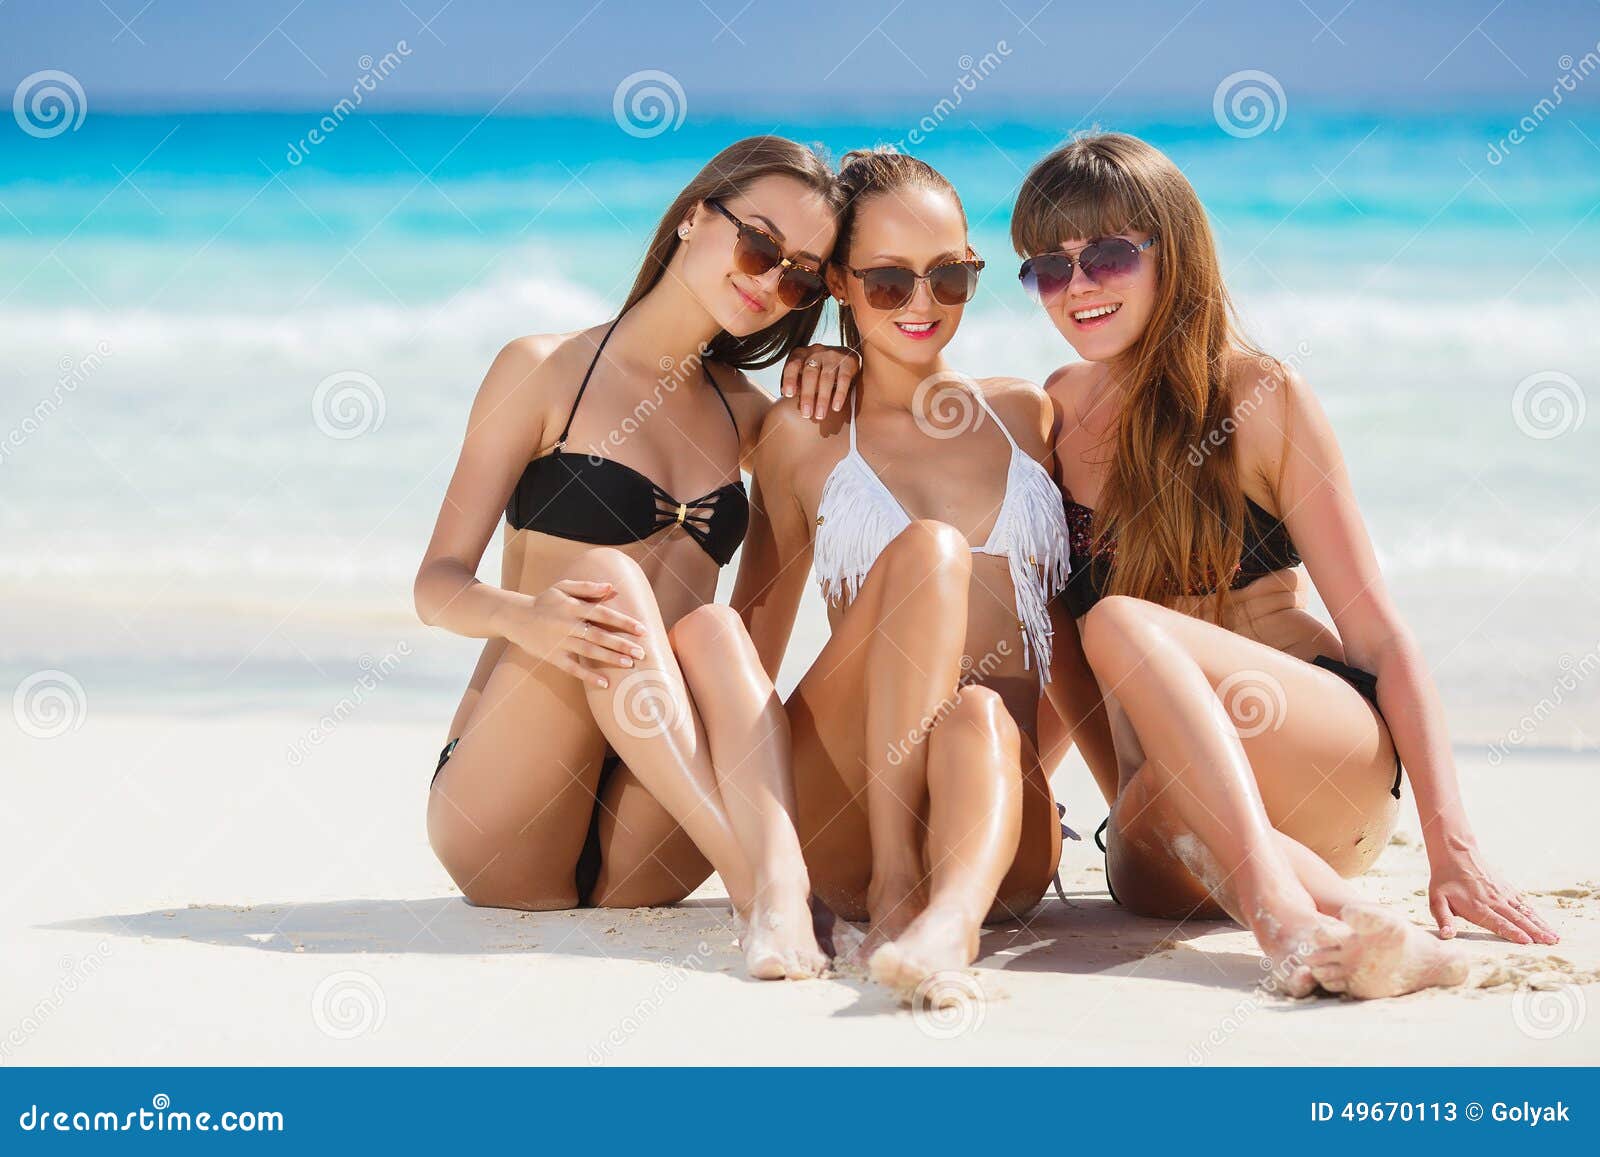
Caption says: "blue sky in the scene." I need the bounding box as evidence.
[2,0,1598,113]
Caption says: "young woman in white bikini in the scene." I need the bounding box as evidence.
[735,150,1072,1000]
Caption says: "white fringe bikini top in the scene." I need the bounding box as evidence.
[812,379,1071,687]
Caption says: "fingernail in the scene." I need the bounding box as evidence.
[597,677,608,689]
[632,647,644,659]
[800,406,811,418]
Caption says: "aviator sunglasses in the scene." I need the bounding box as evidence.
[1018,235,1157,303]
[839,252,986,312]
[704,199,827,309]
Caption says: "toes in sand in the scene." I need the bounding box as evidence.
[1309,903,1470,999]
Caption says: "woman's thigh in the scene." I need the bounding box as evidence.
[1090,598,1400,910]
[427,641,608,910]
[587,764,714,908]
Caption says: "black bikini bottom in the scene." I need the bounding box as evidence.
[432,738,622,907]
[1095,654,1402,907]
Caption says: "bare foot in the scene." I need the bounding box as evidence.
[740,888,829,981]
[860,875,928,961]
[868,902,982,1004]
[1307,904,1470,999]
[1248,899,1334,998]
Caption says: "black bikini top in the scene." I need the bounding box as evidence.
[1060,493,1302,618]
[504,316,750,566]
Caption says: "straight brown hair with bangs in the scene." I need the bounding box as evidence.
[1012,131,1279,620]
[621,135,843,370]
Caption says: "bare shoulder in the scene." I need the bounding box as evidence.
[478,327,593,406]
[1042,360,1095,400]
[1224,348,1322,492]
[977,374,1054,451]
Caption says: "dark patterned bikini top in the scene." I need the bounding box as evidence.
[505,315,750,566]
[1059,493,1302,618]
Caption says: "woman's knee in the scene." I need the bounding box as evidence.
[1080,594,1162,671]
[939,685,1022,765]
[667,602,748,661]
[879,519,972,588]
[567,546,651,595]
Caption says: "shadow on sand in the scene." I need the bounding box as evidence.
[44,888,1276,1001]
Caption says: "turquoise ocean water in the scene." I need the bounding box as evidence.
[2,109,1597,748]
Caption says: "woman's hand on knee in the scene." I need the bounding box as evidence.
[496,580,648,689]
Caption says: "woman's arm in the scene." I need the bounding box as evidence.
[414,337,647,689]
[731,406,817,680]
[1248,362,1556,945]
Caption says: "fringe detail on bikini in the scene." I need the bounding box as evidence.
[997,450,1072,686]
[813,456,908,607]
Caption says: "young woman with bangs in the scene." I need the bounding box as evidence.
[1013,132,1556,998]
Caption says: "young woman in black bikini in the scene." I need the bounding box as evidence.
[414,136,841,979]
[1017,132,1558,998]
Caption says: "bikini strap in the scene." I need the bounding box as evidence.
[554,313,627,450]
[967,381,1020,453]
[700,357,740,440]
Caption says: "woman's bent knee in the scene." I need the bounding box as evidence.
[567,546,650,590]
[667,602,747,658]
[880,519,972,582]
[941,686,1021,762]
[1079,594,1158,668]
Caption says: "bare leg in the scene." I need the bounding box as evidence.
[784,522,1037,993]
[1084,595,1465,999]
[667,602,825,978]
[435,545,821,979]
[869,686,1023,999]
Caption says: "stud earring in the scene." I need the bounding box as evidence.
[678,226,691,239]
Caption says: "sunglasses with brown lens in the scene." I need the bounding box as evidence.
[704,199,827,309]
[840,253,985,312]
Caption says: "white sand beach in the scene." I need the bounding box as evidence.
[3,710,1596,1067]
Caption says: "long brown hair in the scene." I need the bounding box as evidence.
[831,148,966,352]
[621,135,842,369]
[1012,132,1274,619]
